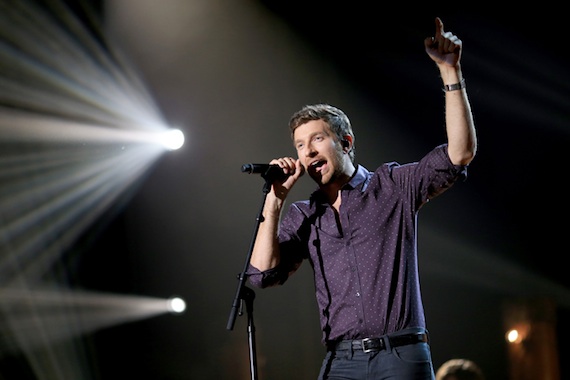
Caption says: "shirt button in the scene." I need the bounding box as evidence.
[356,292,360,297]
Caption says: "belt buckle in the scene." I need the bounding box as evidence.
[361,337,380,353]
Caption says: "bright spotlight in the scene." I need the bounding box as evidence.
[167,297,186,314]
[506,329,519,343]
[160,129,185,151]
[506,328,526,344]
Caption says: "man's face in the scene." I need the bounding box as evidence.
[293,119,344,186]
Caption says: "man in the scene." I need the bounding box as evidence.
[247,17,477,379]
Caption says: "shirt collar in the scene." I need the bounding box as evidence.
[345,164,369,190]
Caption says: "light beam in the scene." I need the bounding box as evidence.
[0,1,185,379]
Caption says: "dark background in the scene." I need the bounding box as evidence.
[1,1,569,379]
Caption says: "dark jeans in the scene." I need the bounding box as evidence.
[318,331,435,380]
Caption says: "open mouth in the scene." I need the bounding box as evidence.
[309,160,326,173]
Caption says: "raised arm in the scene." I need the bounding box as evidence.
[249,157,303,271]
[424,17,477,166]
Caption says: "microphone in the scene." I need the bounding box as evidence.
[241,163,289,181]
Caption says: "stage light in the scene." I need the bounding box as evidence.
[160,129,185,151]
[506,328,522,344]
[0,1,188,378]
[167,297,186,314]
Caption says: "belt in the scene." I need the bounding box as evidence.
[332,332,428,353]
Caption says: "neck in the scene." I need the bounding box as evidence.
[321,163,356,205]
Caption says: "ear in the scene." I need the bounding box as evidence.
[341,135,353,151]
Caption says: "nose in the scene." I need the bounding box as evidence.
[303,142,317,157]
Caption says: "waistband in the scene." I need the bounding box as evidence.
[329,331,429,353]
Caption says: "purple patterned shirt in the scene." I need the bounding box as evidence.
[247,144,467,345]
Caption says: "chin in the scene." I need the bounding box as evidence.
[318,176,332,186]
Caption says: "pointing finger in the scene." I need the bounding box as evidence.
[434,17,444,39]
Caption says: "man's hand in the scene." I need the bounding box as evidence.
[268,157,304,201]
[424,17,462,68]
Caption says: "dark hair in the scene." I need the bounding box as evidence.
[288,104,355,162]
[436,359,485,380]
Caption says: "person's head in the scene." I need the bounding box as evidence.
[288,104,356,187]
[436,359,485,380]
[289,104,355,162]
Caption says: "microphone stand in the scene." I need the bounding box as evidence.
[227,166,285,380]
